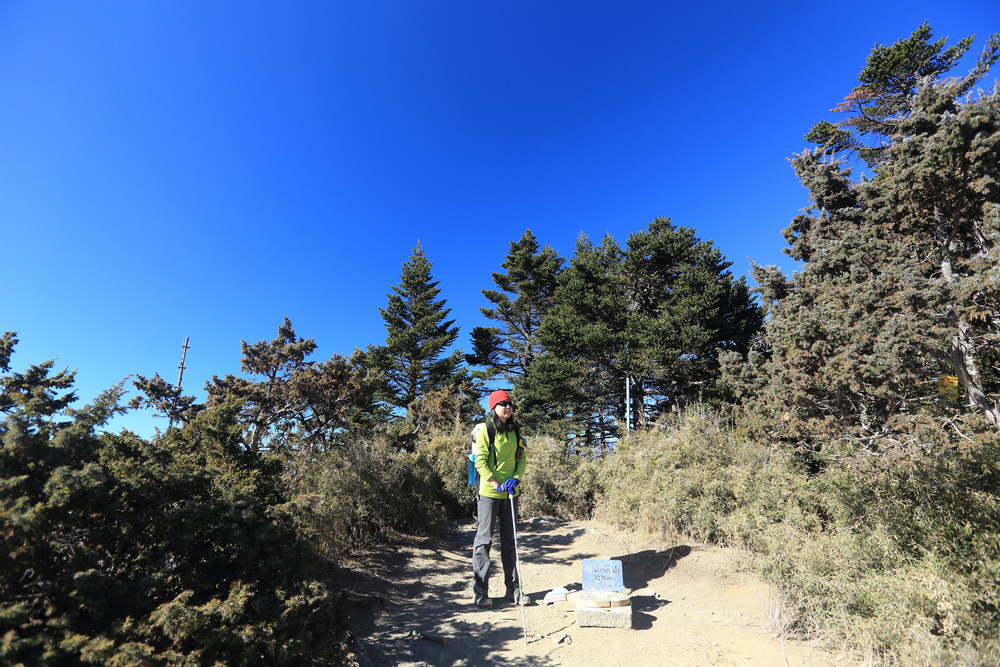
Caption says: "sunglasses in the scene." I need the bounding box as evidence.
[496,401,513,408]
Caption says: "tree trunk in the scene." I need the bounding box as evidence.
[936,204,997,427]
[950,319,999,427]
[632,378,647,430]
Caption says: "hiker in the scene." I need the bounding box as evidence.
[471,390,528,609]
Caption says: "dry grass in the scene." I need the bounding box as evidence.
[588,407,1000,666]
[298,409,1000,665]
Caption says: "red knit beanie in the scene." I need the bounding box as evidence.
[488,390,511,412]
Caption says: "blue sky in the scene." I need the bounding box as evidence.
[2,1,997,436]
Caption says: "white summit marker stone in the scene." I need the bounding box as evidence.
[568,590,633,629]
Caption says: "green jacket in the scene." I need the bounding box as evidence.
[474,422,526,499]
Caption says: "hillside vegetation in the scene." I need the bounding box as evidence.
[2,24,999,666]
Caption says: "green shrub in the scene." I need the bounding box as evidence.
[417,424,478,518]
[590,405,1000,663]
[308,436,448,554]
[765,432,1000,664]
[519,434,600,519]
[596,406,806,546]
[0,356,348,666]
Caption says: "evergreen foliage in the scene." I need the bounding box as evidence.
[206,318,378,453]
[621,218,764,424]
[805,22,999,166]
[714,30,1000,658]
[129,372,205,429]
[367,244,479,442]
[522,233,625,448]
[466,230,563,386]
[0,335,348,666]
[751,25,1000,443]
[520,219,763,450]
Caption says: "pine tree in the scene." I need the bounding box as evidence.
[753,153,944,439]
[128,372,204,428]
[870,72,1000,425]
[622,218,763,426]
[753,25,1000,444]
[522,220,763,450]
[466,230,564,385]
[522,234,625,450]
[0,334,348,665]
[805,22,998,166]
[206,317,378,452]
[367,244,473,425]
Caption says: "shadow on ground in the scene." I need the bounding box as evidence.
[614,545,692,588]
[345,520,563,667]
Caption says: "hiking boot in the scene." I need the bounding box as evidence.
[474,594,493,609]
[504,587,528,605]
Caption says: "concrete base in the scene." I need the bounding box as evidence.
[575,604,633,629]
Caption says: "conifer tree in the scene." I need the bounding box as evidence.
[752,154,944,438]
[466,230,564,385]
[522,220,763,450]
[753,25,1000,443]
[524,234,625,449]
[805,22,999,166]
[206,318,378,452]
[870,70,1000,425]
[0,334,348,665]
[128,372,204,428]
[367,244,474,424]
[622,218,763,426]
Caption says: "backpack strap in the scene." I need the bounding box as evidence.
[482,420,524,471]
[484,420,498,470]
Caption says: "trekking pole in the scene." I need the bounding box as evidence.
[509,493,528,644]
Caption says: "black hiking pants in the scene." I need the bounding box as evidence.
[472,494,519,597]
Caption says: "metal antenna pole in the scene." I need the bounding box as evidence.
[176,337,190,390]
[625,372,631,434]
[624,342,632,435]
[168,337,190,431]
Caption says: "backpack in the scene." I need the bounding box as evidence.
[468,421,523,489]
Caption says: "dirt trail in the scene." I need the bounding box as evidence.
[344,517,856,667]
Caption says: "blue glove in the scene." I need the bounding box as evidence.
[501,478,519,494]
